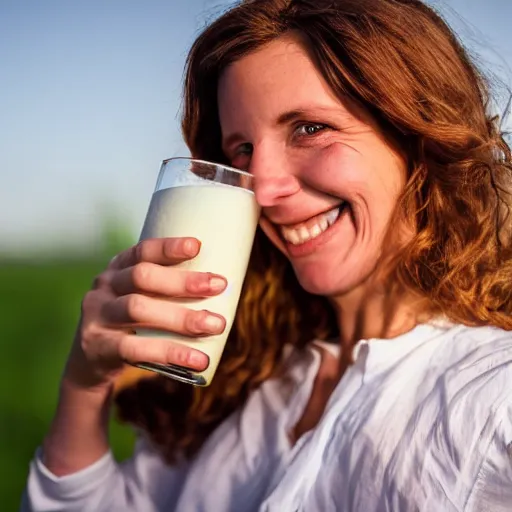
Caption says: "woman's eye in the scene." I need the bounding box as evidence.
[235,142,253,156]
[230,142,253,169]
[295,123,328,136]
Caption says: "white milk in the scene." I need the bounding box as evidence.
[137,184,260,386]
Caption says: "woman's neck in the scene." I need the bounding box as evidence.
[330,280,428,349]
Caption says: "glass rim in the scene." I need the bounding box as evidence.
[162,157,253,179]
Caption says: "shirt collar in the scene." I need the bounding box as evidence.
[352,318,456,376]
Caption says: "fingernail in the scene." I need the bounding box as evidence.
[209,276,227,292]
[183,239,200,257]
[203,315,224,332]
[189,351,209,370]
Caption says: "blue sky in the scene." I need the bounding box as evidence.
[1,0,511,253]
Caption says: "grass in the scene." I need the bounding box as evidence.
[0,255,136,509]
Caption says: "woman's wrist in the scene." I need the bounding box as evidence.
[43,374,114,476]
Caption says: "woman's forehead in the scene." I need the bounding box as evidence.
[217,37,347,125]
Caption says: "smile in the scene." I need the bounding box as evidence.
[280,203,346,245]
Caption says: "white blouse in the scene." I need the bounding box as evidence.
[21,322,512,511]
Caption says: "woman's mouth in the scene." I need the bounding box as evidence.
[280,203,346,245]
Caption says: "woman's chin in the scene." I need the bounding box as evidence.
[291,257,373,298]
[293,268,350,297]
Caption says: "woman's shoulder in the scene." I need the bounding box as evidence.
[419,324,512,506]
[422,323,512,453]
[450,322,512,348]
[439,323,512,385]
[426,324,512,417]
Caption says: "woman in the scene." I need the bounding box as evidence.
[22,0,512,510]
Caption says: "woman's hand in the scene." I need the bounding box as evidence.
[64,237,227,390]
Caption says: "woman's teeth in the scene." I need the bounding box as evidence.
[281,204,343,245]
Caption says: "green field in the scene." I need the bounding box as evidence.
[0,249,136,508]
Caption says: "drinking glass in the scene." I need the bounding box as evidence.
[134,158,260,386]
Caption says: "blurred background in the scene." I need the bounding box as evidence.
[1,0,511,508]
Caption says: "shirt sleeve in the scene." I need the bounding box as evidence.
[465,370,512,512]
[20,436,190,512]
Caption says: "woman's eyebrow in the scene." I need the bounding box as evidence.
[276,106,341,125]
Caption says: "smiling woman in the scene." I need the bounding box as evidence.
[218,35,408,298]
[22,1,512,511]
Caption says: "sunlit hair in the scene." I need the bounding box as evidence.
[116,0,512,462]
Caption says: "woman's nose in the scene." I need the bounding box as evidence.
[248,150,300,207]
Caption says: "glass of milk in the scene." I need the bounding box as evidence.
[134,158,260,386]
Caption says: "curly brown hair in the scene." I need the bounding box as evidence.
[115,0,512,463]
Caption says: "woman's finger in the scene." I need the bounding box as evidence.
[109,237,201,270]
[101,294,226,336]
[108,263,227,298]
[117,332,210,370]
[85,327,210,371]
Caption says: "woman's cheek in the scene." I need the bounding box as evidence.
[298,141,370,196]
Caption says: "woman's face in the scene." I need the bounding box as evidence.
[218,35,407,297]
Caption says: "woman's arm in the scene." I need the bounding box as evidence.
[42,369,113,476]
[36,237,222,475]
[20,237,227,510]
[21,426,190,512]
